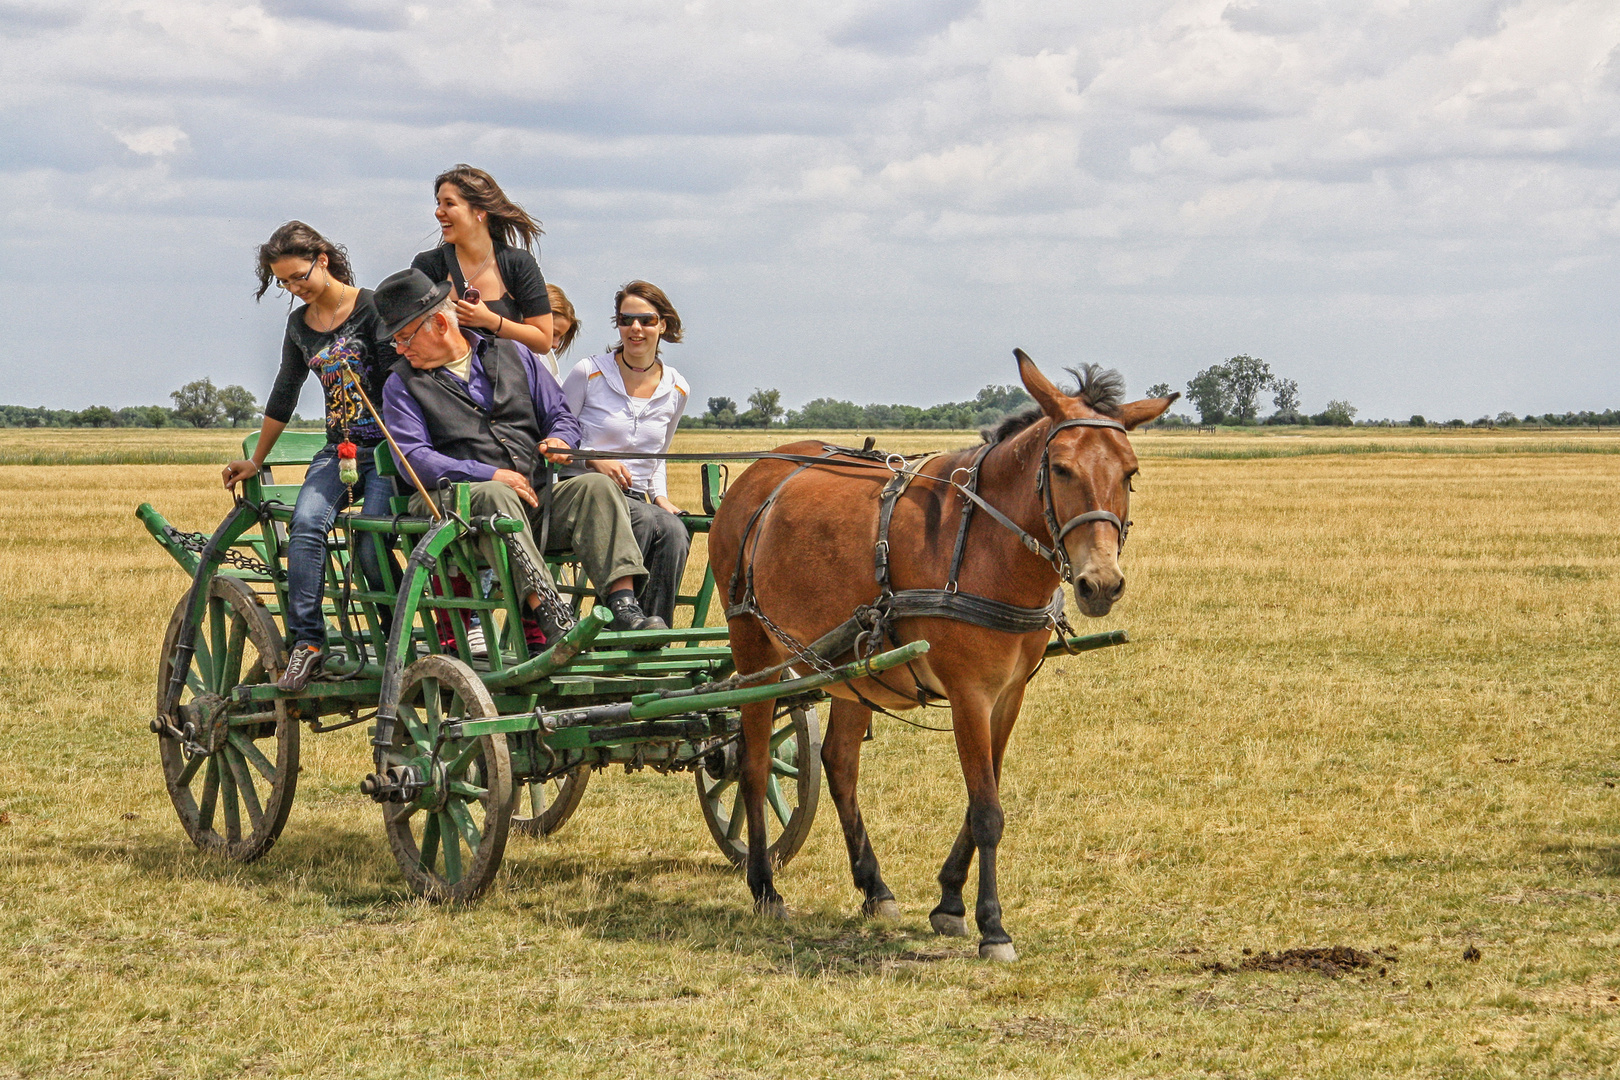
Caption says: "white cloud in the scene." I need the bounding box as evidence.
[1,0,1619,419]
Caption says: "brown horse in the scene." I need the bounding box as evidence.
[707,351,1175,960]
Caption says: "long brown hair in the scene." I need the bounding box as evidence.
[254,221,354,300]
[614,280,683,347]
[434,165,543,251]
[547,284,579,353]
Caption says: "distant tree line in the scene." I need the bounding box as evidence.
[0,379,262,429]
[684,384,1035,430]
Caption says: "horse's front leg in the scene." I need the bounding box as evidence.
[822,697,898,918]
[943,692,1017,960]
[738,696,786,917]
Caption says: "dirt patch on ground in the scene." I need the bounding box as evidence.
[1204,945,1395,978]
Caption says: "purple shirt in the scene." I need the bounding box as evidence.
[381,331,583,486]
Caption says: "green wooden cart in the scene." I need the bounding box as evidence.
[134,431,946,901]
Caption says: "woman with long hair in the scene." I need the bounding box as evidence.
[410,165,554,356]
[560,280,690,626]
[223,221,396,692]
[543,282,579,377]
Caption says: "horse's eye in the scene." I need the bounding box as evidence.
[1051,463,1074,479]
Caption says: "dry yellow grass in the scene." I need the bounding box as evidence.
[1,427,1617,1078]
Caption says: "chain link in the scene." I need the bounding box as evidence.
[499,522,578,633]
[164,526,277,578]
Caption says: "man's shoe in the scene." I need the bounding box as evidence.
[278,643,323,693]
[605,591,668,648]
[520,605,570,654]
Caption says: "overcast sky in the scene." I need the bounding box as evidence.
[3,0,1618,420]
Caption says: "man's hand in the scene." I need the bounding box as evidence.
[588,457,633,490]
[222,459,260,489]
[539,438,573,465]
[492,468,539,508]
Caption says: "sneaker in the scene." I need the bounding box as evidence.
[465,623,488,658]
[277,643,323,693]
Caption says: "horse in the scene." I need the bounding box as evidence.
[706,350,1175,960]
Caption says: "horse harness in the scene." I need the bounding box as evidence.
[722,417,1133,716]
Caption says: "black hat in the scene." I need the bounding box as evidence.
[373,268,453,342]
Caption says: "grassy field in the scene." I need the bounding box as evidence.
[1,426,1617,1077]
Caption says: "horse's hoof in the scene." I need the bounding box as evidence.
[930,912,969,937]
[864,898,901,921]
[755,897,788,921]
[979,941,1018,962]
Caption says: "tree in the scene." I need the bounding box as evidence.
[705,396,737,426]
[1408,414,1427,428]
[170,378,224,428]
[1271,378,1300,420]
[1318,400,1357,426]
[1495,411,1519,426]
[75,406,117,428]
[1145,382,1173,400]
[1184,364,1233,425]
[219,385,259,427]
[747,388,783,426]
[1224,354,1274,424]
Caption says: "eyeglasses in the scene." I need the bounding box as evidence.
[616,312,659,328]
[392,314,435,352]
[274,261,320,292]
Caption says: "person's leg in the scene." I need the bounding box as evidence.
[625,496,691,626]
[284,445,345,650]
[546,473,647,596]
[354,454,397,632]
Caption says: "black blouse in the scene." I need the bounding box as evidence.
[410,242,551,324]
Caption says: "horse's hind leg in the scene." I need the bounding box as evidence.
[739,696,787,918]
[929,812,974,938]
[822,698,898,919]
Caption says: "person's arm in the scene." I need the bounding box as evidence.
[525,346,582,456]
[456,248,554,352]
[380,371,498,487]
[224,330,305,487]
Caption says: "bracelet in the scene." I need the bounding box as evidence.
[495,316,504,336]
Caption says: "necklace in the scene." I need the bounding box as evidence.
[308,280,348,333]
[620,352,659,374]
[456,248,495,295]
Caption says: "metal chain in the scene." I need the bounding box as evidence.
[164,526,277,578]
[499,525,578,632]
[748,600,836,675]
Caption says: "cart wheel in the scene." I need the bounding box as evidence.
[380,655,513,902]
[696,704,821,868]
[511,765,590,838]
[155,576,296,863]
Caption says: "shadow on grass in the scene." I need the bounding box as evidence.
[1544,841,1620,877]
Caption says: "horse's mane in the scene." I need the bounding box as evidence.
[979,364,1126,445]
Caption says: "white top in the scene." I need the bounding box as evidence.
[561,352,689,498]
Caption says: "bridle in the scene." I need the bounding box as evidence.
[951,416,1132,586]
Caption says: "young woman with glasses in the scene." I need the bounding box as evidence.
[223,221,397,692]
[410,165,554,356]
[559,281,691,626]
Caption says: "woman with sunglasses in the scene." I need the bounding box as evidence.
[223,221,397,693]
[411,164,553,356]
[560,281,690,627]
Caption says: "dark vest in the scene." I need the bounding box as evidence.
[393,338,543,483]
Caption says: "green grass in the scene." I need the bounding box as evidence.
[1,431,1618,1077]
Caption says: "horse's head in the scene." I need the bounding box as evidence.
[1014,349,1177,617]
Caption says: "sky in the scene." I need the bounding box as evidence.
[3,0,1618,421]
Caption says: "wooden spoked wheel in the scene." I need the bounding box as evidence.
[696,705,821,868]
[380,655,513,902]
[155,575,296,863]
[511,765,590,838]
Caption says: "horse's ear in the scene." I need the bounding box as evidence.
[1014,349,1068,417]
[1117,392,1180,431]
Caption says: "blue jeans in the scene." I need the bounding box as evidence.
[284,443,396,648]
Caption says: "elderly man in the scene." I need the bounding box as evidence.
[374,268,666,645]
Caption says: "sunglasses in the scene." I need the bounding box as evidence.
[616,312,659,328]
